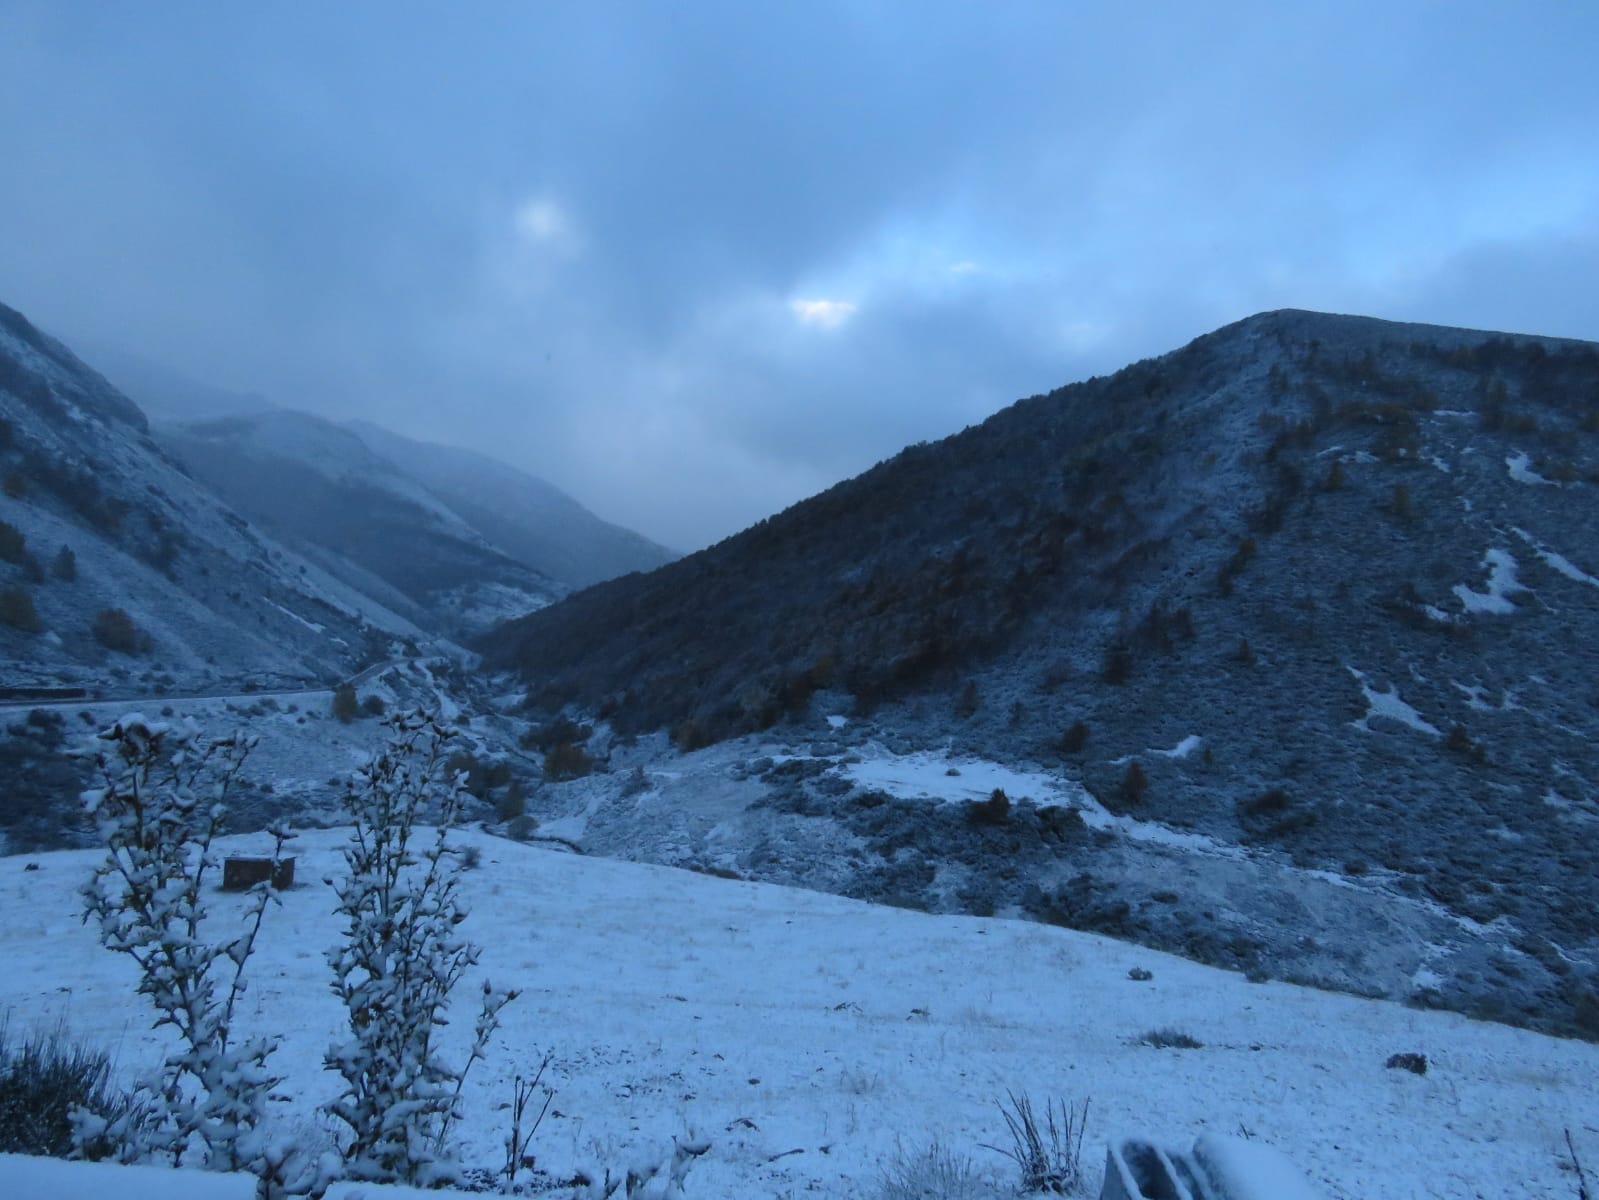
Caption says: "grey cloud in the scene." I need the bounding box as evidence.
[1,2,1596,548]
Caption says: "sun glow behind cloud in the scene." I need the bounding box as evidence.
[514,197,577,250]
[788,297,858,329]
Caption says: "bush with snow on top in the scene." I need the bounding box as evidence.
[323,710,518,1187]
[78,716,291,1176]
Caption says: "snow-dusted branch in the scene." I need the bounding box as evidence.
[323,709,519,1187]
[77,716,290,1175]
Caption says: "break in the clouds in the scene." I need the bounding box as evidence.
[1,2,1597,550]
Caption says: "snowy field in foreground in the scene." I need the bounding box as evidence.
[1,830,1595,1198]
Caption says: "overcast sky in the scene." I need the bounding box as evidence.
[3,2,1597,551]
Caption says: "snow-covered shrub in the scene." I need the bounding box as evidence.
[0,1017,153,1159]
[51,543,76,581]
[574,1136,711,1199]
[0,517,26,562]
[324,710,517,1186]
[876,1140,995,1200]
[967,788,1010,826]
[330,683,358,723]
[1384,1052,1427,1075]
[1139,1028,1202,1049]
[496,778,527,821]
[1563,1129,1592,1200]
[79,716,290,1172]
[501,1056,553,1189]
[982,1092,1089,1195]
[543,740,593,781]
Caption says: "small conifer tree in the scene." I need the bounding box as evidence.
[1119,760,1147,806]
[330,682,359,723]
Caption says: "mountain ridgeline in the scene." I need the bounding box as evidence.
[487,308,1599,742]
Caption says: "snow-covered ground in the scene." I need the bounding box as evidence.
[2,829,1596,1198]
[839,740,1243,856]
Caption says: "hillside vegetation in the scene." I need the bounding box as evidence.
[486,309,1599,1038]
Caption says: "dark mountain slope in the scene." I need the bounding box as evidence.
[0,303,149,431]
[0,300,405,693]
[488,309,1598,740]
[159,410,564,637]
[486,310,1599,1036]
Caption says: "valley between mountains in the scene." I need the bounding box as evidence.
[3,299,1598,1195]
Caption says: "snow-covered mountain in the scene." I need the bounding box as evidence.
[155,411,675,638]
[346,420,677,591]
[158,409,565,638]
[486,309,1599,1040]
[0,300,417,698]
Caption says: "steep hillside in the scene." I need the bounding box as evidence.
[159,410,564,637]
[486,309,1599,1036]
[489,310,1599,736]
[348,420,677,589]
[0,300,408,697]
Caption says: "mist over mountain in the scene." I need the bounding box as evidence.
[81,341,275,424]
[345,420,677,589]
[157,409,564,638]
[0,299,408,694]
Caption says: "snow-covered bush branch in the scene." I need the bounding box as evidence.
[78,715,290,1173]
[324,709,517,1186]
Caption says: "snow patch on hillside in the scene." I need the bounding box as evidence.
[1452,681,1497,712]
[1506,451,1554,485]
[1513,527,1599,589]
[1349,667,1440,736]
[843,745,1064,805]
[269,601,324,633]
[840,744,1241,857]
[1452,548,1526,614]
